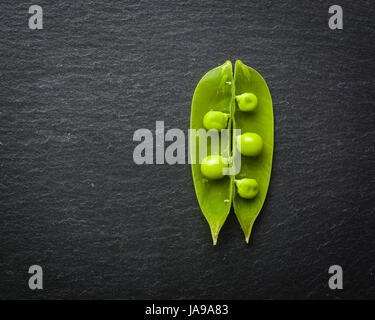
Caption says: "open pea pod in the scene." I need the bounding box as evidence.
[190,61,234,245]
[190,60,273,245]
[233,60,273,243]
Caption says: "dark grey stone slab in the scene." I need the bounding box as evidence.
[0,0,374,299]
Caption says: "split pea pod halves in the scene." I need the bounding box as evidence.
[190,60,273,245]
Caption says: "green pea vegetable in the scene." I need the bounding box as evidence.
[203,111,229,131]
[235,92,258,112]
[201,155,228,180]
[190,60,273,244]
[235,178,259,199]
[236,132,263,157]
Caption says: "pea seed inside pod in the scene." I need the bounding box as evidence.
[200,155,228,180]
[203,111,229,131]
[235,178,259,199]
[236,132,263,157]
[235,92,258,112]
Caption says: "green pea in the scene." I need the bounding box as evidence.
[200,155,227,180]
[236,132,263,157]
[203,111,229,131]
[235,92,258,112]
[235,178,259,199]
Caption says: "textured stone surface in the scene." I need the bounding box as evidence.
[0,0,374,299]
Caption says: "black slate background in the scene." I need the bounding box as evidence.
[0,0,374,299]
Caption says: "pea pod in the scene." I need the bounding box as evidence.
[190,61,234,245]
[233,60,273,243]
[190,60,273,244]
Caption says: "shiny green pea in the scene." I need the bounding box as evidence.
[236,132,263,157]
[200,155,227,180]
[235,178,259,199]
[203,111,229,131]
[235,92,258,112]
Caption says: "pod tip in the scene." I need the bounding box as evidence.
[245,236,250,244]
[210,226,220,246]
[213,237,218,246]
